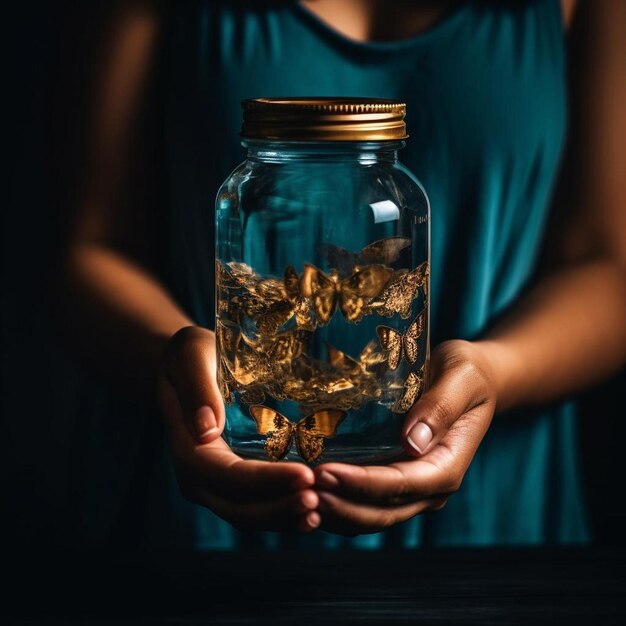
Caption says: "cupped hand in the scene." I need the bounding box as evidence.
[158,326,320,533]
[313,340,498,536]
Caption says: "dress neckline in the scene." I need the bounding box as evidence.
[291,1,470,53]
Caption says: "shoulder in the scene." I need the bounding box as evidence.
[561,0,577,30]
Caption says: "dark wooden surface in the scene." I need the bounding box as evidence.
[3,547,625,624]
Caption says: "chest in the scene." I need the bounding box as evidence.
[177,2,565,194]
[164,1,567,333]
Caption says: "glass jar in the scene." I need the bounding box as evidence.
[215,98,429,465]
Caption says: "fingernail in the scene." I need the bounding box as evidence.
[407,422,433,454]
[300,490,318,511]
[316,470,339,489]
[194,405,218,440]
[306,511,321,529]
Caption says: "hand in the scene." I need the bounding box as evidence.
[313,340,498,536]
[157,326,320,533]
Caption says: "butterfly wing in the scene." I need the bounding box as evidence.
[366,266,421,319]
[265,329,308,363]
[283,265,298,297]
[295,410,346,463]
[295,431,325,464]
[230,333,272,385]
[391,370,424,413]
[359,340,387,369]
[254,277,287,301]
[322,237,411,274]
[216,260,239,290]
[249,405,294,461]
[254,300,294,334]
[416,261,430,299]
[403,309,425,365]
[227,356,260,387]
[339,265,393,323]
[300,264,338,326]
[357,237,411,266]
[216,356,234,405]
[239,386,266,405]
[291,301,316,330]
[218,325,262,387]
[216,260,259,291]
[225,261,259,291]
[239,283,287,334]
[326,342,361,376]
[319,243,358,276]
[241,278,290,334]
[283,266,315,330]
[377,326,403,371]
[216,320,240,356]
[217,292,243,323]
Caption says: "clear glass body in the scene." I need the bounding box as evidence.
[215,140,430,465]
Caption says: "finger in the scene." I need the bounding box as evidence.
[298,511,322,533]
[162,377,316,501]
[314,460,456,505]
[192,487,320,533]
[402,347,493,457]
[317,490,445,536]
[158,368,222,446]
[186,442,317,501]
[163,326,225,444]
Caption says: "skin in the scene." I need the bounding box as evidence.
[59,0,626,536]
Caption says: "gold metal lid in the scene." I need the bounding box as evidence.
[241,97,407,141]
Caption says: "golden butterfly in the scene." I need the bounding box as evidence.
[366,261,429,319]
[242,268,315,334]
[249,405,346,463]
[391,367,425,414]
[325,341,385,402]
[253,327,310,364]
[238,277,287,332]
[217,349,261,405]
[258,265,315,333]
[283,353,357,406]
[377,309,426,371]
[216,359,268,406]
[216,327,273,391]
[299,263,394,325]
[320,236,411,276]
[217,328,310,404]
[217,261,315,334]
[326,340,386,376]
[216,260,258,291]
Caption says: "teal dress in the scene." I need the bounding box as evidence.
[147,0,589,548]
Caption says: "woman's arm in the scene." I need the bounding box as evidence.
[313,0,626,535]
[481,0,626,412]
[58,2,319,533]
[60,2,189,395]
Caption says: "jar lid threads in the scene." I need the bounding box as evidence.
[241,97,408,141]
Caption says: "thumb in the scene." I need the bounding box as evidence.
[162,326,225,445]
[401,345,493,457]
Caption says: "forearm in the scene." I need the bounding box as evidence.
[476,259,626,412]
[59,243,194,397]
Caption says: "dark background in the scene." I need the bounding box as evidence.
[3,1,625,552]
